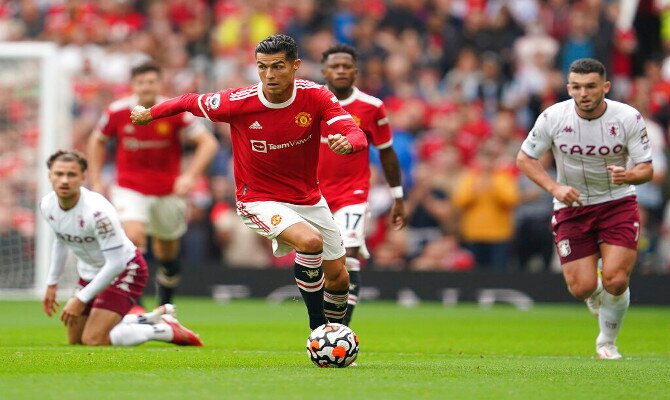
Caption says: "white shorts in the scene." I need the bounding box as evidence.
[110,185,187,241]
[332,203,370,259]
[236,197,345,260]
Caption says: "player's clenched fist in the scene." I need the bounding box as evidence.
[131,105,153,125]
[328,133,353,154]
[607,165,626,185]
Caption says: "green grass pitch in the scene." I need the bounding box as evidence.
[1,298,668,400]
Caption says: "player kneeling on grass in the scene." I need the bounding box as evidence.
[40,150,202,347]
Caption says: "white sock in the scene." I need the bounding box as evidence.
[109,322,174,346]
[596,288,630,346]
[122,309,163,325]
[592,275,603,297]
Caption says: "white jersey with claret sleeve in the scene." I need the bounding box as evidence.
[521,99,653,209]
[40,187,137,281]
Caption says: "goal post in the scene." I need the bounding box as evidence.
[0,42,73,299]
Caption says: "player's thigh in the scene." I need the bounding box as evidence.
[597,196,640,268]
[148,195,187,241]
[561,253,599,299]
[81,308,123,345]
[67,315,87,345]
[552,206,599,265]
[110,185,150,246]
[277,222,323,251]
[110,185,151,223]
[294,198,346,261]
[90,255,149,317]
[236,201,307,256]
[122,221,147,249]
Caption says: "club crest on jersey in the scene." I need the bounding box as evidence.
[156,121,171,136]
[294,112,313,127]
[271,214,282,226]
[206,93,221,111]
[606,122,620,137]
[557,240,571,258]
[351,114,361,126]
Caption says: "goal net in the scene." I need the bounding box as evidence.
[0,42,73,298]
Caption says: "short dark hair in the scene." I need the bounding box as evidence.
[569,58,606,79]
[47,150,88,172]
[130,61,161,78]
[321,44,358,63]
[255,34,298,61]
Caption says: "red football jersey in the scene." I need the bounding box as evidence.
[97,96,200,196]
[318,87,393,212]
[151,80,367,205]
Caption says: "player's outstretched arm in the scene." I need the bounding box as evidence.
[516,149,582,207]
[131,93,204,125]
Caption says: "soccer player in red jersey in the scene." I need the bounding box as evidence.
[318,44,406,326]
[87,62,219,306]
[517,58,653,359]
[41,151,202,346]
[131,34,368,330]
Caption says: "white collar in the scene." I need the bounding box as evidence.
[338,86,360,106]
[257,82,297,109]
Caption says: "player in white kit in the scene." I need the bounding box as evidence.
[517,58,653,359]
[40,150,202,346]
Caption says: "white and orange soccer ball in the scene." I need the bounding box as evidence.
[306,323,359,368]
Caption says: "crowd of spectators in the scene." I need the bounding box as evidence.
[3,0,670,274]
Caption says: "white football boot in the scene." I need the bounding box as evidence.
[596,343,622,360]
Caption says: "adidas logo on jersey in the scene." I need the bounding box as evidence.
[249,121,263,129]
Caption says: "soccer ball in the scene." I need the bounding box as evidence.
[306,323,359,368]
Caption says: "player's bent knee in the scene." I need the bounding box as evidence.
[567,282,596,300]
[298,234,323,254]
[602,274,629,296]
[81,331,111,346]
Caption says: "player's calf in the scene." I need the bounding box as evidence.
[156,259,181,305]
[323,258,349,324]
[343,257,360,326]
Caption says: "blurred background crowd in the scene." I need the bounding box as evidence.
[2,0,670,275]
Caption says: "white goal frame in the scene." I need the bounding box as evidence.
[0,42,72,299]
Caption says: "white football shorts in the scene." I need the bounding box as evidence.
[110,185,187,240]
[332,202,370,259]
[236,197,345,260]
